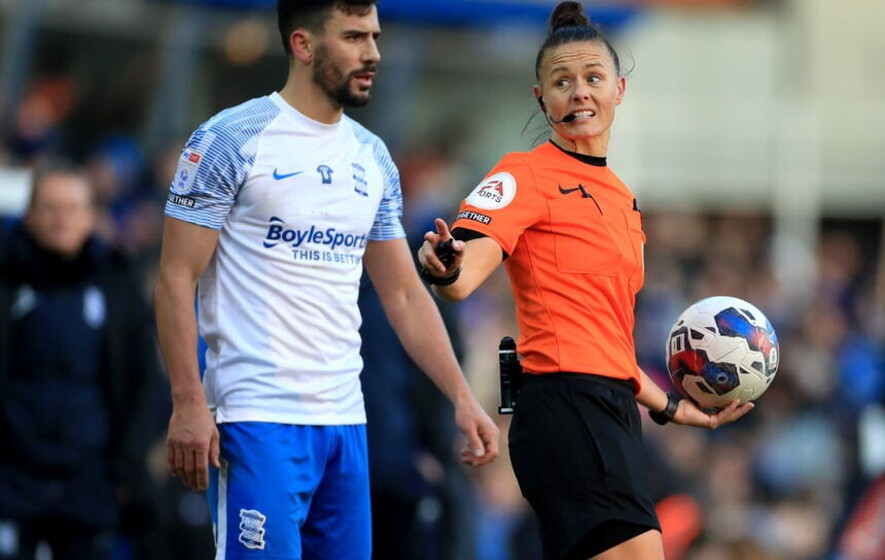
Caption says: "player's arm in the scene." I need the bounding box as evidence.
[363,237,499,466]
[417,218,502,302]
[636,367,754,429]
[154,216,221,491]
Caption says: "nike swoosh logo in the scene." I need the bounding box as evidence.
[273,168,304,181]
[558,185,591,198]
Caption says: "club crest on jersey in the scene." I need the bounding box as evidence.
[352,163,368,197]
[465,172,516,210]
[238,509,266,550]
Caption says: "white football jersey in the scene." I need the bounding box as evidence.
[165,92,405,425]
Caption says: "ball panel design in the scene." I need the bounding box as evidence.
[665,296,779,409]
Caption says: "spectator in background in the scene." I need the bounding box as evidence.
[0,165,162,560]
[86,136,153,247]
[2,72,77,166]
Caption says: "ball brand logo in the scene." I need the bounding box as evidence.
[262,217,367,251]
[767,347,779,372]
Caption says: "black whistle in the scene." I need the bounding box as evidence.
[435,238,456,268]
[498,336,521,414]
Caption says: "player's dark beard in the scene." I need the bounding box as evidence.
[312,45,375,108]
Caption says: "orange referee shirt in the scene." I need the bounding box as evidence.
[452,141,646,391]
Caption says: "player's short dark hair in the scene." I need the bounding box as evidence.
[535,1,621,78]
[277,0,377,56]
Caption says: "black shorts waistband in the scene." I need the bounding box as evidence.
[522,372,635,396]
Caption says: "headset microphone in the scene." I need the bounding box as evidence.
[537,97,576,124]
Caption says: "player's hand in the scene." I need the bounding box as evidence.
[453,392,499,467]
[166,402,221,492]
[673,398,755,429]
[418,218,465,278]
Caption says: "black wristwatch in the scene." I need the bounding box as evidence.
[648,393,683,425]
[419,265,462,286]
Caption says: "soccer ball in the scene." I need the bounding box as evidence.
[665,296,779,409]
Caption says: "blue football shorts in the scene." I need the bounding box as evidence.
[208,422,370,560]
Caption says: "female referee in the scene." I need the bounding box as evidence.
[417,2,755,559]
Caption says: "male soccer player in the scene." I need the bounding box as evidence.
[153,1,499,559]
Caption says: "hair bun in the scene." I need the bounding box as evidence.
[550,1,590,31]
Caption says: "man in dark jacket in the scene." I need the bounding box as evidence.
[0,165,161,560]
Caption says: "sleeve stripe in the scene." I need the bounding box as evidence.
[165,97,280,229]
[350,119,406,241]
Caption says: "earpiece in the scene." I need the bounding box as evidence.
[536,96,545,110]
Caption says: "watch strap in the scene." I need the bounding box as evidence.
[649,393,683,425]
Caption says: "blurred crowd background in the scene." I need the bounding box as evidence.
[0,0,882,559]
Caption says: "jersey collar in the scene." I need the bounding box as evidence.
[270,92,345,134]
[548,140,607,167]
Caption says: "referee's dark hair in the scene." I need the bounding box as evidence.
[277,0,378,57]
[535,1,622,78]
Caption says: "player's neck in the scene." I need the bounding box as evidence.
[278,73,344,125]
